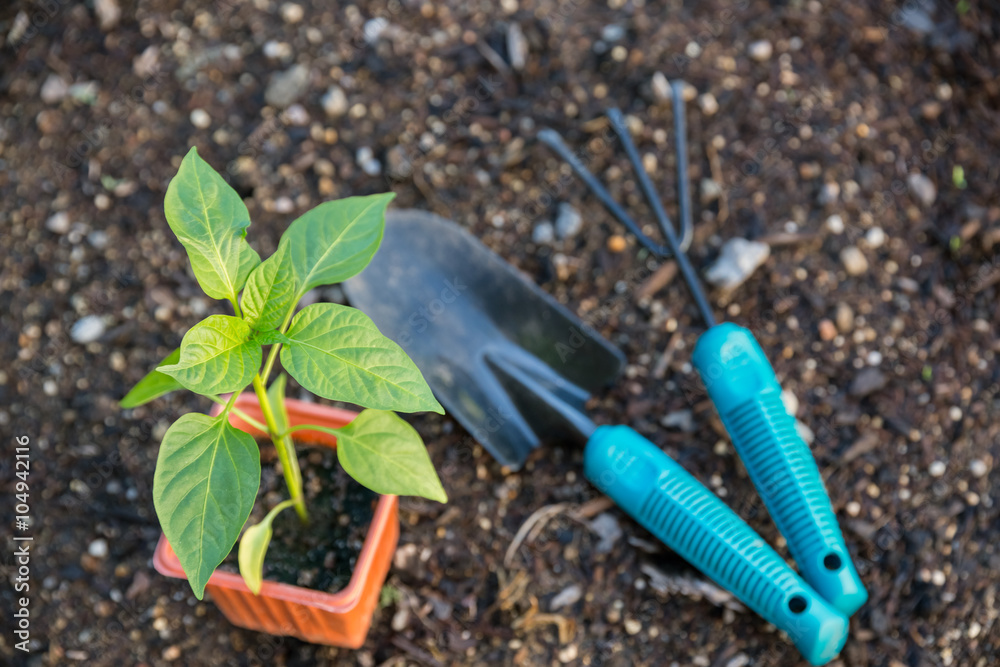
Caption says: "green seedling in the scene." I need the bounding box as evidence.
[121,148,446,599]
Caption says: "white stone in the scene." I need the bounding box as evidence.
[703,238,770,290]
[321,85,348,117]
[550,584,582,610]
[40,74,68,103]
[907,173,937,207]
[698,93,719,116]
[865,226,886,249]
[363,17,389,45]
[189,108,211,129]
[840,246,868,276]
[280,3,304,23]
[46,211,71,234]
[651,72,670,102]
[72,316,107,344]
[555,203,583,240]
[94,0,121,30]
[507,22,527,71]
[532,222,555,245]
[929,460,946,477]
[88,538,109,558]
[825,214,845,234]
[748,39,773,61]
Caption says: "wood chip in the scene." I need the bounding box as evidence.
[635,261,677,301]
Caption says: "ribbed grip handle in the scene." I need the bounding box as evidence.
[583,425,848,666]
[692,323,867,616]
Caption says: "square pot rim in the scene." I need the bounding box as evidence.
[152,393,398,614]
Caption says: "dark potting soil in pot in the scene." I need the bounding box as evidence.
[220,446,378,594]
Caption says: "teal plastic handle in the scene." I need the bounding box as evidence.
[584,425,848,666]
[692,323,867,616]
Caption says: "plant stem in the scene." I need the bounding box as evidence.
[252,375,308,523]
[259,302,299,384]
[207,396,268,433]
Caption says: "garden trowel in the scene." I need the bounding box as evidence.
[344,209,849,665]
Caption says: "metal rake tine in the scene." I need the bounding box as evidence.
[607,106,715,326]
[537,128,674,257]
[606,108,693,255]
[670,79,695,261]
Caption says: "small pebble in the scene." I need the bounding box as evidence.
[865,226,886,249]
[40,74,69,103]
[840,246,869,276]
[726,655,750,667]
[95,0,121,31]
[607,235,627,253]
[601,24,625,42]
[818,181,841,205]
[651,72,671,102]
[391,608,410,631]
[748,39,773,61]
[931,570,946,586]
[700,178,723,204]
[265,64,310,108]
[71,316,106,344]
[322,85,348,118]
[818,319,837,341]
[263,40,292,60]
[969,459,987,478]
[948,406,962,422]
[921,100,942,120]
[280,2,304,23]
[835,302,854,333]
[162,646,181,661]
[88,539,109,558]
[363,17,389,45]
[355,147,381,176]
[589,513,623,553]
[558,644,578,664]
[282,104,309,126]
[624,618,642,635]
[46,211,71,234]
[907,173,937,207]
[506,22,527,71]
[698,93,719,115]
[825,214,845,234]
[929,461,946,477]
[849,367,887,397]
[532,222,555,245]
[189,108,211,129]
[704,238,770,290]
[555,202,583,240]
[550,584,582,610]
[660,409,695,432]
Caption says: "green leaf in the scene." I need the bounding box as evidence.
[165,147,261,301]
[153,413,261,599]
[120,348,182,408]
[281,303,443,414]
[160,315,262,395]
[334,410,447,503]
[251,329,293,346]
[238,499,295,595]
[242,243,296,332]
[282,193,395,298]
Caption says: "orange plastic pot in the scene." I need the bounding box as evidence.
[152,393,400,648]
